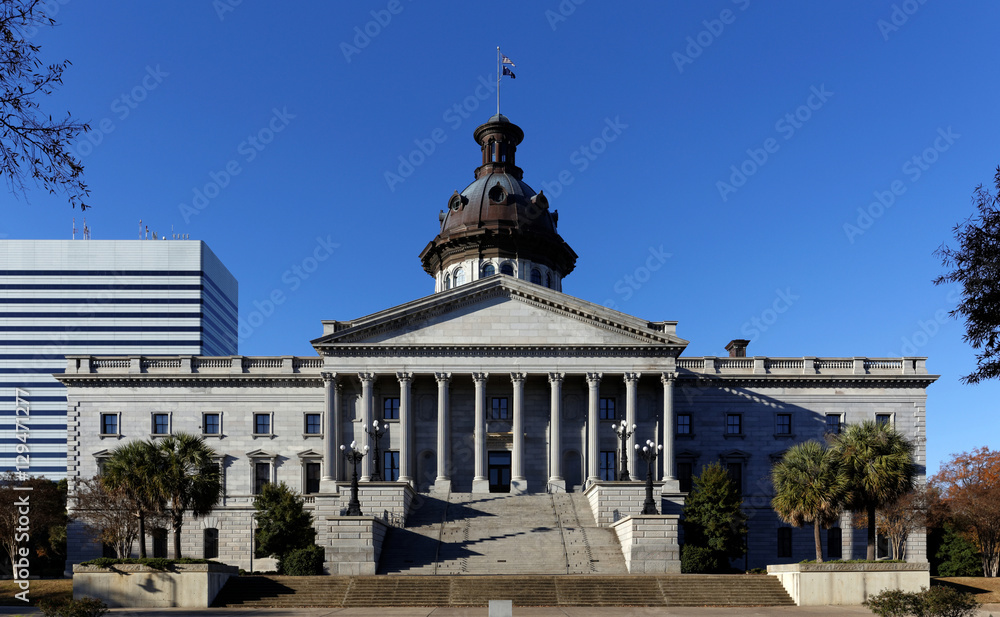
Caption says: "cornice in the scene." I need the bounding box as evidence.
[676,373,939,388]
[320,344,681,359]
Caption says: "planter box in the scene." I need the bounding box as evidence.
[73,563,238,608]
[766,562,930,606]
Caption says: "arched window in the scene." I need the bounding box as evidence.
[443,273,450,290]
[546,273,553,288]
[500,262,514,276]
[454,267,466,286]
[482,263,495,277]
[530,268,542,285]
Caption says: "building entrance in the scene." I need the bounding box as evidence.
[488,451,511,493]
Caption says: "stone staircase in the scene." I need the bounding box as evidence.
[213,574,796,607]
[378,491,626,575]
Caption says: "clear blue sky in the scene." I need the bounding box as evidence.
[4,1,999,476]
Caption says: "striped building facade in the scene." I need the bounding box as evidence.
[1,240,238,479]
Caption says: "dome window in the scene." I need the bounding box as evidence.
[500,262,514,276]
[454,267,466,286]
[530,268,542,285]
[482,263,496,277]
[448,191,467,212]
[444,273,451,290]
[488,184,506,204]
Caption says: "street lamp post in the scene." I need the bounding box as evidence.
[611,421,636,481]
[366,420,389,481]
[635,439,663,515]
[340,441,368,516]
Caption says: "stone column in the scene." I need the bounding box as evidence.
[586,372,602,485]
[548,373,565,493]
[661,372,678,493]
[472,372,489,493]
[624,372,640,478]
[397,372,413,486]
[433,372,452,492]
[511,372,527,494]
[359,372,375,481]
[321,372,338,491]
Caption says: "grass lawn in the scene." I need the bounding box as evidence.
[0,579,73,606]
[934,577,1000,603]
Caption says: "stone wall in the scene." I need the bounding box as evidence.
[767,562,931,606]
[320,516,388,575]
[611,515,681,573]
[584,481,665,525]
[73,563,238,608]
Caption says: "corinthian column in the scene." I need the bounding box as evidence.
[472,372,489,493]
[358,372,375,481]
[397,372,413,486]
[662,372,678,493]
[624,372,641,478]
[433,372,451,492]
[586,372,602,485]
[511,372,527,494]
[548,373,565,493]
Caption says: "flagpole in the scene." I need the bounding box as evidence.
[496,46,501,116]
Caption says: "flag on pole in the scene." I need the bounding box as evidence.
[503,65,516,79]
[501,53,515,67]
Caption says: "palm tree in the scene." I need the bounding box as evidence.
[771,440,846,562]
[830,420,916,560]
[102,439,165,558]
[156,433,222,559]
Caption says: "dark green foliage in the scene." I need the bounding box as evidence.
[37,597,108,617]
[864,586,978,617]
[280,545,325,575]
[935,524,982,577]
[79,557,216,570]
[681,462,747,572]
[681,544,722,573]
[253,482,316,561]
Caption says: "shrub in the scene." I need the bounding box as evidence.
[37,597,108,617]
[280,544,325,576]
[935,524,982,577]
[680,544,722,573]
[864,586,978,617]
[864,589,921,617]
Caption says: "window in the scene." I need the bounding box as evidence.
[776,414,792,435]
[726,462,743,499]
[384,451,400,482]
[677,414,691,435]
[599,397,616,421]
[546,273,553,288]
[305,462,321,494]
[100,413,118,435]
[253,462,270,494]
[454,267,466,286]
[530,268,542,285]
[254,413,271,435]
[490,397,509,420]
[677,461,693,493]
[827,527,843,559]
[203,528,219,559]
[482,263,496,277]
[304,413,321,435]
[726,413,742,435]
[152,528,167,558]
[599,451,616,481]
[825,414,842,434]
[876,413,892,426]
[777,527,793,558]
[152,413,170,435]
[500,262,514,276]
[203,413,221,435]
[383,397,400,420]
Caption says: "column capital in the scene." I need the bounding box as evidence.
[321,371,338,383]
[396,371,413,383]
[548,372,565,384]
[586,372,603,386]
[510,372,526,383]
[661,371,679,384]
[435,372,452,384]
[624,372,642,383]
[358,372,376,383]
[472,372,489,383]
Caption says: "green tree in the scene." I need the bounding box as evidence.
[156,434,221,559]
[830,421,916,560]
[934,166,1000,384]
[101,440,165,558]
[0,0,90,209]
[935,523,982,577]
[253,482,316,567]
[681,462,747,572]
[771,440,846,562]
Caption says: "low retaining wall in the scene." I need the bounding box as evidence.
[610,515,681,573]
[335,482,414,522]
[585,481,666,525]
[72,563,238,608]
[766,562,931,606]
[322,516,389,575]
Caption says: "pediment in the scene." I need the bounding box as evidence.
[312,277,688,350]
[246,448,278,459]
[296,448,324,459]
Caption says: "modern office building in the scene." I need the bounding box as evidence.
[1,239,238,478]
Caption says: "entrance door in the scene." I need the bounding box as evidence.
[488,451,511,493]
